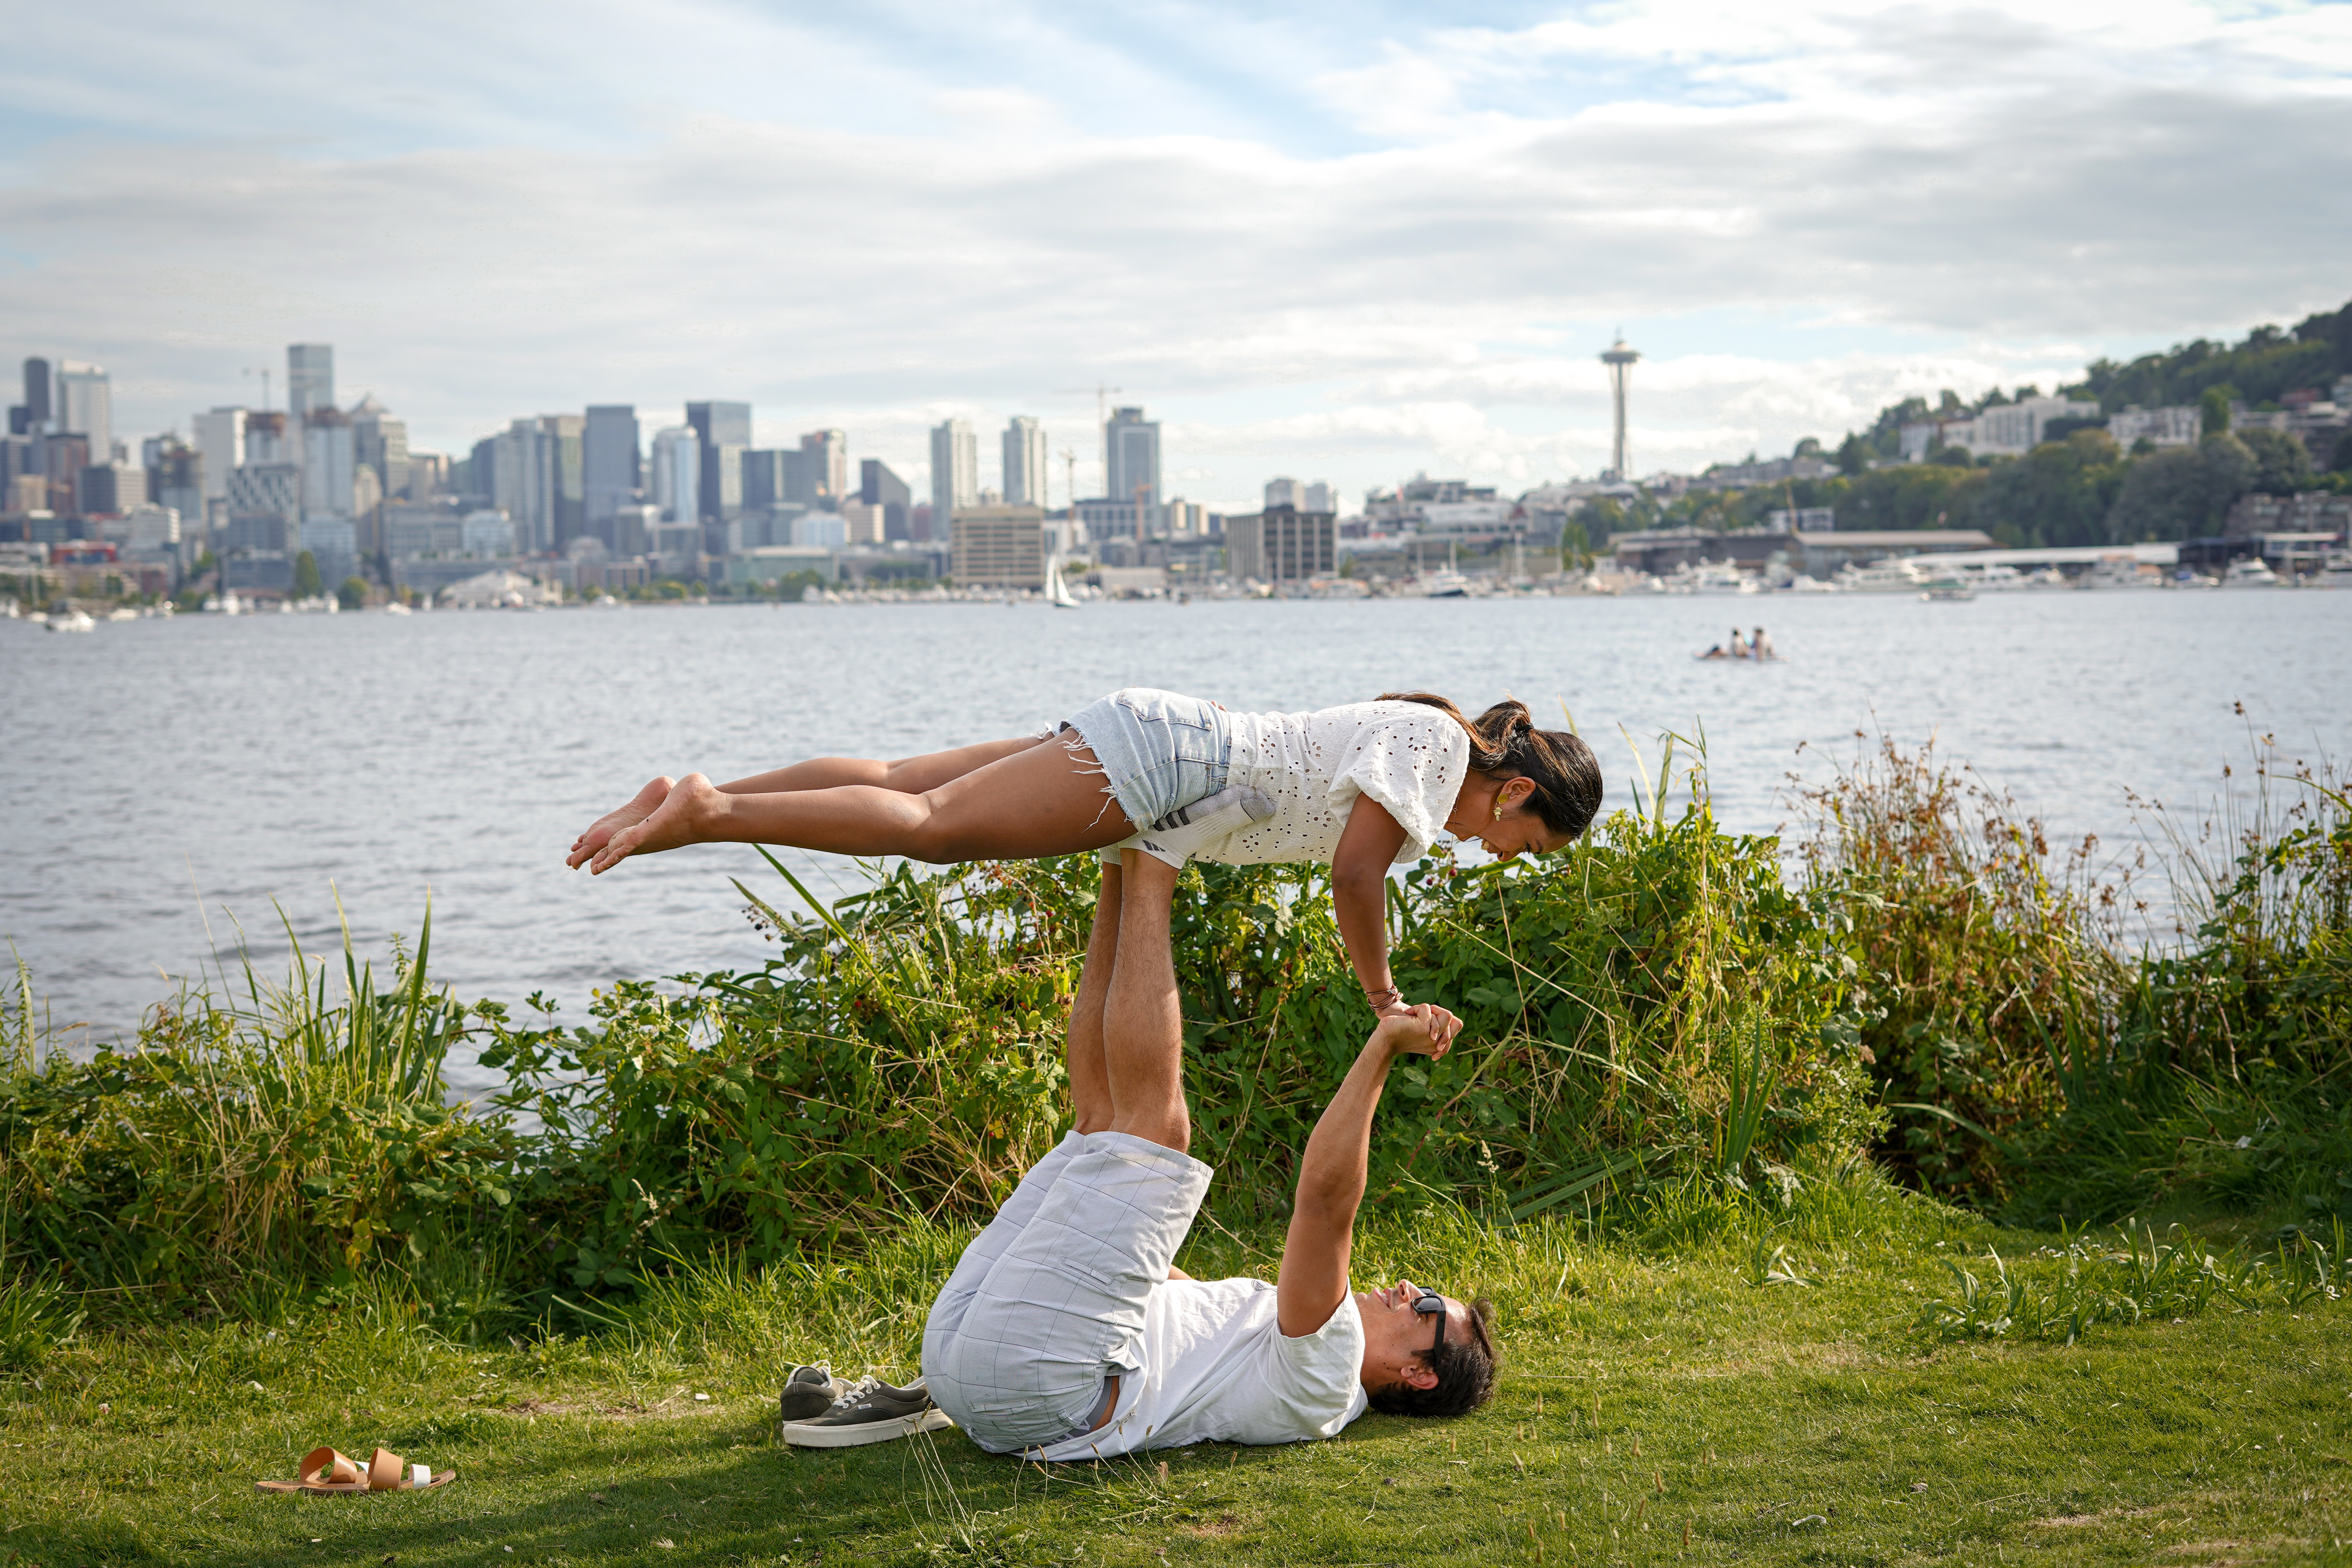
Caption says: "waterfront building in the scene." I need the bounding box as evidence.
[930,419,977,546]
[300,515,358,586]
[686,401,751,526]
[583,405,641,537]
[795,512,848,549]
[650,427,700,523]
[1105,406,1161,523]
[56,361,112,465]
[225,462,302,551]
[1227,504,1335,584]
[1003,416,1047,506]
[1940,396,2101,457]
[842,499,886,546]
[952,503,1046,589]
[462,510,516,556]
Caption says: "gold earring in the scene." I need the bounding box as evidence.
[1491,804,1503,820]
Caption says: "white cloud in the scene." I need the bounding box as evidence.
[1,0,2344,500]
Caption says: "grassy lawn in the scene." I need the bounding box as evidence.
[3,1191,2346,1568]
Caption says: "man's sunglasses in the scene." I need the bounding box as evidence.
[1411,1286,1448,1357]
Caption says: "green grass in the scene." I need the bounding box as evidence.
[4,1181,2346,1568]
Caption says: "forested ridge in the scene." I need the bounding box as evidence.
[1597,295,2352,549]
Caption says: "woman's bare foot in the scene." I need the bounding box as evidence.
[587,773,726,874]
[568,777,675,869]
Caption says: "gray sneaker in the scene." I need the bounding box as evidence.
[778,1363,848,1423]
[778,1376,953,1448]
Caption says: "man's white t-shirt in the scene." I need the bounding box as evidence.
[1028,1279,1369,1460]
[1209,700,1474,869]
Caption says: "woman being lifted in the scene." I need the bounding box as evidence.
[567,689,1602,1020]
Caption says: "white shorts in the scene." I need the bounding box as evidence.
[921,1130,1212,1453]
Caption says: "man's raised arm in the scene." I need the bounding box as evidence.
[1274,1004,1461,1338]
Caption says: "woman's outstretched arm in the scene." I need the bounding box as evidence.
[1331,797,1413,1018]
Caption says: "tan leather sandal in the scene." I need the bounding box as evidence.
[256,1446,455,1495]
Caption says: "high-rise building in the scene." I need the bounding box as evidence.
[39,434,87,516]
[193,408,246,500]
[927,420,977,547]
[1263,477,1301,509]
[20,355,52,425]
[862,458,913,541]
[951,503,1047,589]
[1303,481,1336,514]
[583,405,641,537]
[1105,406,1161,526]
[288,344,335,421]
[649,427,701,523]
[244,411,290,466]
[302,408,357,519]
[79,461,145,516]
[1002,416,1048,506]
[541,413,585,550]
[800,429,847,501]
[56,361,112,465]
[225,462,302,552]
[686,401,750,534]
[350,396,410,500]
[1227,504,1335,584]
[741,449,788,513]
[150,441,203,527]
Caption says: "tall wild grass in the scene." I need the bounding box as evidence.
[0,736,2343,1337]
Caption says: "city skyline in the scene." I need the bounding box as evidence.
[2,2,2347,509]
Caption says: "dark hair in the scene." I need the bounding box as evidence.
[1367,1297,1498,1419]
[1377,693,1604,842]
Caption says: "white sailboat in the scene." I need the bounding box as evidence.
[1045,555,1080,609]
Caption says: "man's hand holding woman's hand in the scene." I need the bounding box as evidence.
[1370,1003,1462,1062]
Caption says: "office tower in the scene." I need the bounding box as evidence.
[40,434,88,514]
[741,448,788,513]
[465,433,499,503]
[245,410,290,465]
[1303,481,1335,514]
[0,435,31,504]
[951,503,1047,589]
[20,357,52,431]
[79,461,145,515]
[928,419,976,546]
[350,395,410,500]
[862,458,913,541]
[1105,406,1161,525]
[302,408,357,518]
[800,428,846,500]
[225,462,302,552]
[1263,477,1301,509]
[583,405,641,538]
[56,361,112,465]
[685,401,750,525]
[151,441,203,525]
[192,408,246,499]
[541,414,585,550]
[1002,415,1048,506]
[288,345,335,420]
[650,426,701,523]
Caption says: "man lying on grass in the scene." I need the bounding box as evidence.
[916,850,1497,1459]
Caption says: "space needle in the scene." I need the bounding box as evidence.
[1600,333,1639,481]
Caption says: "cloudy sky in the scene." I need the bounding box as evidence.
[4,0,2348,510]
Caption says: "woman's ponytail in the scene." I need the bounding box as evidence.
[1377,691,1604,842]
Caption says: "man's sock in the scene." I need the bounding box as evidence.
[1134,785,1276,868]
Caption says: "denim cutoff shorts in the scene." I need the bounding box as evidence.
[1059,687,1233,831]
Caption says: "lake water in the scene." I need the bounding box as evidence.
[5,587,2347,1092]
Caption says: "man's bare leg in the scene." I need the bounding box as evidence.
[1104,850,1187,1154]
[568,735,1051,868]
[1066,860,1123,1136]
